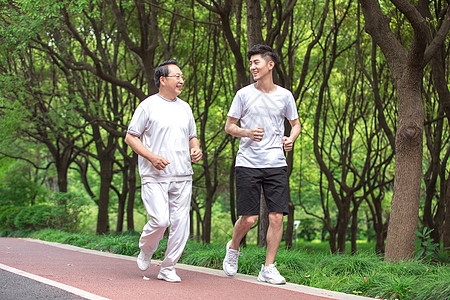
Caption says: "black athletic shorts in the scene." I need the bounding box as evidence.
[235,166,289,216]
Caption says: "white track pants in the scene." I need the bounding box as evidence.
[139,181,192,272]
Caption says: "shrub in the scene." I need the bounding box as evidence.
[49,192,89,232]
[0,206,21,230]
[13,205,54,230]
[13,206,35,229]
[30,205,54,228]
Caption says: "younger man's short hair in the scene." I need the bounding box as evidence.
[247,44,279,65]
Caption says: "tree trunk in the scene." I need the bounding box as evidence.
[257,190,269,247]
[443,176,450,249]
[202,191,213,244]
[246,0,264,47]
[97,154,114,234]
[358,0,446,262]
[285,200,295,250]
[336,209,350,254]
[285,128,295,250]
[126,153,137,231]
[351,199,361,255]
[116,194,126,232]
[246,0,268,247]
[385,75,424,261]
[230,148,237,225]
[56,158,69,193]
[373,197,387,254]
[328,228,337,254]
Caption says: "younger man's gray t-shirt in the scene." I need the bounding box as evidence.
[227,84,299,168]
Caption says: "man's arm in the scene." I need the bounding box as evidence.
[124,133,170,170]
[189,137,202,163]
[282,118,301,152]
[224,116,264,142]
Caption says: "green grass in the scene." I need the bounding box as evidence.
[3,229,449,300]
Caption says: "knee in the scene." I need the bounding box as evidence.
[269,212,283,228]
[240,215,258,227]
[149,217,170,229]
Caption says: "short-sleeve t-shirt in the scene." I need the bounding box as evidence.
[227,84,299,168]
[127,94,197,183]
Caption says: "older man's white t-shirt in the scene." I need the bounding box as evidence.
[127,94,197,184]
[227,84,299,168]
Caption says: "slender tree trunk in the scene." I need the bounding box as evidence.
[443,176,450,249]
[336,209,351,254]
[202,191,213,244]
[126,153,137,231]
[328,228,337,254]
[116,195,126,232]
[230,147,237,225]
[97,154,114,234]
[373,197,386,254]
[257,191,269,247]
[246,0,268,248]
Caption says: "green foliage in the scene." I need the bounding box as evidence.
[0,160,47,207]
[0,192,89,232]
[414,227,440,262]
[14,205,53,230]
[48,192,90,232]
[0,206,21,230]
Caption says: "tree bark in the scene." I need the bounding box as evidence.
[444,176,450,249]
[257,190,269,247]
[358,0,450,262]
[126,153,138,231]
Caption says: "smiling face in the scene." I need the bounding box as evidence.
[249,54,274,82]
[159,64,184,99]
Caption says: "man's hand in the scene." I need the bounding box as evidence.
[248,127,264,142]
[150,155,170,170]
[282,136,294,151]
[190,147,202,163]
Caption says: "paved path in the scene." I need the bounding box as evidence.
[0,238,374,300]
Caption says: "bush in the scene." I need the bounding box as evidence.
[31,205,54,228]
[1,192,88,232]
[13,205,54,230]
[13,206,35,229]
[0,206,21,230]
[49,192,89,232]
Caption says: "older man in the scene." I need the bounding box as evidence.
[125,59,202,283]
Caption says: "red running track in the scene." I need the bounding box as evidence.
[0,238,373,300]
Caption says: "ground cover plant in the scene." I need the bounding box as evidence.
[3,229,449,300]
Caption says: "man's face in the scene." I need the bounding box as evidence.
[162,64,184,96]
[249,54,274,81]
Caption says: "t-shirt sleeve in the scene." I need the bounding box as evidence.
[127,104,148,138]
[285,92,299,120]
[187,105,198,140]
[227,92,243,119]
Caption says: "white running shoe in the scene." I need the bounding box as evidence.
[223,240,240,276]
[157,270,181,283]
[257,263,286,285]
[136,250,151,271]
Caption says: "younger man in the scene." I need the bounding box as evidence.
[223,45,301,284]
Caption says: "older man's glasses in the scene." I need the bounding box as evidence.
[166,74,185,81]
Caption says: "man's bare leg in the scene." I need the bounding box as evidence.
[265,212,284,265]
[229,215,258,250]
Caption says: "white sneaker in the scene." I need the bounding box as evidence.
[257,263,286,285]
[157,270,181,283]
[136,250,151,271]
[223,240,240,276]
